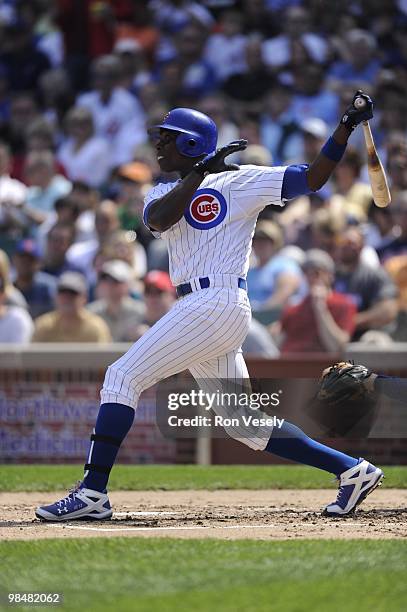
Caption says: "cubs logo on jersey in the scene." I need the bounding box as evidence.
[184,188,227,230]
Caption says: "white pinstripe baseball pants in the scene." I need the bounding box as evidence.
[101,283,274,450]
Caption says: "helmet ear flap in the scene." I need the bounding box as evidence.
[176,132,206,157]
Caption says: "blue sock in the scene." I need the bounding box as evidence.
[265,421,358,476]
[83,403,135,492]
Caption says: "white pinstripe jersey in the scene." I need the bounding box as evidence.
[143,165,287,286]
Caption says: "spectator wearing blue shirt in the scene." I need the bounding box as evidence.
[247,220,304,317]
[24,150,71,224]
[262,6,329,70]
[291,64,339,129]
[328,30,381,91]
[12,239,57,319]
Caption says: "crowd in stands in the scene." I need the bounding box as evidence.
[0,0,406,355]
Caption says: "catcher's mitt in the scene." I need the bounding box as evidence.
[317,361,374,406]
[305,361,378,437]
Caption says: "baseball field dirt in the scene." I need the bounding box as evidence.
[1,489,406,541]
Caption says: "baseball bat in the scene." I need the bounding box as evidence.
[354,96,391,208]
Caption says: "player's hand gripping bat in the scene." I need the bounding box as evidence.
[353,95,391,208]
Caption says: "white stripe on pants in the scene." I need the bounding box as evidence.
[100,287,273,450]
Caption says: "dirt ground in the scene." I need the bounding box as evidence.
[1,489,406,541]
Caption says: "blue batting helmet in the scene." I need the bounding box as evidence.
[151,108,218,157]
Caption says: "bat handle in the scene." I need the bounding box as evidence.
[362,121,375,151]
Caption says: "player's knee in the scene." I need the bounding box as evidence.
[102,363,141,401]
[231,433,266,451]
[220,424,263,451]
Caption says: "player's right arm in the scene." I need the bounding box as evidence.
[146,173,204,232]
[146,140,247,232]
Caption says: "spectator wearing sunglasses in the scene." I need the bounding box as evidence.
[88,260,145,342]
[32,271,111,342]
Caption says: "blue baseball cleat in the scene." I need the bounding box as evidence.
[35,482,113,521]
[323,459,384,517]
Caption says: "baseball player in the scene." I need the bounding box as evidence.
[37,90,384,521]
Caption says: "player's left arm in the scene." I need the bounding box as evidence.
[282,90,373,199]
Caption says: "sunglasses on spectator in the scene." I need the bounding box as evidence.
[57,288,81,296]
[99,273,121,283]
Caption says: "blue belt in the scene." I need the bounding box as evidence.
[176,277,247,298]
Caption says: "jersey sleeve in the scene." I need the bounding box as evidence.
[143,181,177,235]
[229,165,288,216]
[282,164,313,199]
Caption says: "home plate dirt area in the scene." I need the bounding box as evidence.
[1,489,406,541]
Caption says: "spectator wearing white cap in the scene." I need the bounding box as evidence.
[32,272,111,343]
[299,118,328,164]
[87,260,145,342]
[279,117,329,167]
